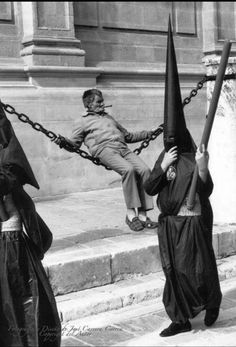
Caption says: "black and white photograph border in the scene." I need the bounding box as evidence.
[0,2,236,347]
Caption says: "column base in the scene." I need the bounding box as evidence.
[20,37,85,67]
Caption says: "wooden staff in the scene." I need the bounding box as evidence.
[187,40,232,210]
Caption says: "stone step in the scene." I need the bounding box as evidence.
[57,272,164,323]
[43,224,236,297]
[43,231,162,296]
[61,297,165,347]
[61,302,236,347]
[56,254,236,324]
[116,278,236,347]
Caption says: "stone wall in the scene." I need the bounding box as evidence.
[74,1,203,67]
[0,66,206,200]
[0,2,22,64]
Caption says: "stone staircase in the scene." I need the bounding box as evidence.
[42,224,236,324]
[61,277,236,347]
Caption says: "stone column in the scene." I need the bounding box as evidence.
[201,1,236,225]
[20,2,85,66]
[204,56,236,224]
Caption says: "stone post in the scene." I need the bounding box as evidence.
[201,1,236,228]
[204,56,236,224]
[20,2,85,66]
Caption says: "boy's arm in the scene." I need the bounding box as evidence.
[69,121,85,147]
[125,129,153,143]
[114,119,153,143]
[54,120,85,152]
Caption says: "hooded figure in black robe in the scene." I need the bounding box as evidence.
[144,18,222,337]
[0,102,61,347]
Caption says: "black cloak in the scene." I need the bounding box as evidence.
[0,103,61,347]
[144,17,222,323]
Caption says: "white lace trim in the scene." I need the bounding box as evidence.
[0,194,22,232]
[177,193,201,216]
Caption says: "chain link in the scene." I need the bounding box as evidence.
[0,100,164,170]
[1,72,235,171]
[182,73,236,107]
[0,100,114,169]
[2,102,58,141]
[133,125,163,155]
[182,75,208,107]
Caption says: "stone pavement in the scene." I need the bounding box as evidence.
[59,275,236,346]
[35,187,158,243]
[35,186,236,259]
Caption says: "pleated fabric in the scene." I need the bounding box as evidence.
[158,215,222,322]
[144,151,222,323]
[0,230,61,347]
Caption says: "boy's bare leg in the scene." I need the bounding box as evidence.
[138,208,158,228]
[137,209,147,221]
[126,207,144,231]
[126,208,137,221]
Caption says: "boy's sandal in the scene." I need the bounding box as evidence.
[140,217,159,229]
[125,216,144,231]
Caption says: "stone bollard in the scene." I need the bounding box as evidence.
[204,56,236,224]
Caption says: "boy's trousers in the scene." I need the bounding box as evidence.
[98,146,154,210]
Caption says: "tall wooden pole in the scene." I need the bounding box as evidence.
[187,40,232,210]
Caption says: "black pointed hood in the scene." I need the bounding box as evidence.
[163,17,195,153]
[0,102,39,189]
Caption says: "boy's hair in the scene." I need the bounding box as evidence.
[82,89,103,108]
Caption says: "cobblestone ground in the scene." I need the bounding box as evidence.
[61,277,236,346]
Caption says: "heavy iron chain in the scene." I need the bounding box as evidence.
[0,99,164,170]
[182,73,236,106]
[0,100,107,167]
[182,75,208,107]
[0,100,165,171]
[0,73,235,171]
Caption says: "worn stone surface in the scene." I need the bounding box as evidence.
[45,251,112,295]
[39,188,236,297]
[56,255,236,324]
[36,187,236,327]
[75,2,203,66]
[111,241,161,282]
[60,275,236,346]
[218,229,236,257]
[217,255,236,280]
[58,291,122,322]
[56,273,164,322]
[44,232,162,294]
[36,187,236,255]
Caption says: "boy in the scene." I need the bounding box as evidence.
[56,89,158,231]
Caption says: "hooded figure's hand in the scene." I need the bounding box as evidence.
[196,144,209,171]
[196,144,209,182]
[161,146,178,172]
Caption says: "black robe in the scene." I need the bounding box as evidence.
[0,165,61,347]
[144,151,222,323]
